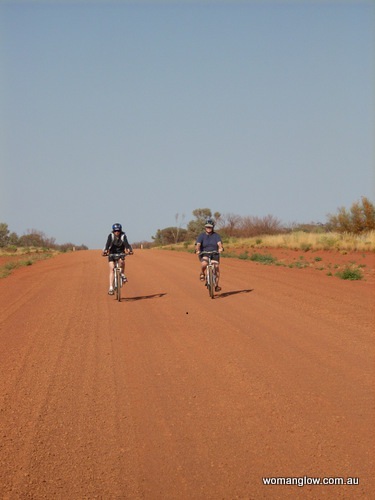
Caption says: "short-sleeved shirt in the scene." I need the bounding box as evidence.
[196,231,222,252]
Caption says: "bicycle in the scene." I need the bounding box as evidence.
[109,253,128,302]
[200,251,220,299]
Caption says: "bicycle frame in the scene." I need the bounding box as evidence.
[200,251,219,299]
[110,253,126,302]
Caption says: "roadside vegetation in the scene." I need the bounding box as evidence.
[0,224,88,279]
[0,249,57,279]
[0,224,88,252]
[334,266,364,281]
[221,230,375,253]
[147,197,375,247]
[146,198,374,282]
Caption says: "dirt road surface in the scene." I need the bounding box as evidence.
[1,250,374,499]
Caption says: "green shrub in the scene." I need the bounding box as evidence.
[4,246,17,253]
[250,253,277,265]
[239,251,249,260]
[5,262,17,271]
[221,251,236,259]
[335,266,363,280]
[291,261,309,269]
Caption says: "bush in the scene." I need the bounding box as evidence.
[318,235,339,249]
[250,253,277,264]
[327,197,375,234]
[4,246,17,253]
[335,266,363,280]
[238,251,249,260]
[0,223,10,247]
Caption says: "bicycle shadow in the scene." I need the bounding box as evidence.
[123,292,167,302]
[215,289,254,299]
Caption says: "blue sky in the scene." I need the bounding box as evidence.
[1,0,374,249]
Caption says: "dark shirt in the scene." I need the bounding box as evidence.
[104,232,132,254]
[196,231,222,252]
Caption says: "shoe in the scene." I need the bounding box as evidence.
[108,288,114,295]
[215,286,221,292]
[122,274,127,283]
[200,273,205,281]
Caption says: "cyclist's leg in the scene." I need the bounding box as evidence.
[200,256,209,279]
[119,258,125,273]
[120,258,127,281]
[108,260,115,289]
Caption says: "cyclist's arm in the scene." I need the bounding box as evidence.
[103,234,112,254]
[218,241,224,253]
[195,234,203,254]
[123,234,133,253]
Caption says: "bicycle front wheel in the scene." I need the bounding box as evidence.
[208,266,215,299]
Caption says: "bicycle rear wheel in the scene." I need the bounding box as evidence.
[208,266,215,299]
[116,268,121,301]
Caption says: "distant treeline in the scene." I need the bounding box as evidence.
[148,197,375,247]
[0,224,88,252]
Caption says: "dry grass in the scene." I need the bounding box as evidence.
[0,247,57,278]
[225,231,375,253]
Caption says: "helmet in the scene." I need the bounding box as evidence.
[204,218,215,228]
[112,223,122,232]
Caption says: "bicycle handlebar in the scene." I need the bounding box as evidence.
[102,252,133,258]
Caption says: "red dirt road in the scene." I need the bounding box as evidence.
[1,250,374,499]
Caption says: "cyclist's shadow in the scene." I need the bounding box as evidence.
[215,289,254,299]
[123,292,167,302]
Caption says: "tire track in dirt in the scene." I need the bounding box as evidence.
[1,253,142,498]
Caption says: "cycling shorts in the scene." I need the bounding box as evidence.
[108,253,125,263]
[199,252,220,263]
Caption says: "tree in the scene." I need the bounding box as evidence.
[17,229,57,248]
[327,197,375,233]
[215,213,283,237]
[152,227,187,246]
[8,232,19,246]
[0,223,10,247]
[186,208,221,239]
[361,196,375,231]
[216,213,241,237]
[18,229,48,248]
[0,222,88,251]
[171,213,186,243]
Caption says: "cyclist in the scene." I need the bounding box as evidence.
[195,218,224,292]
[102,223,133,295]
